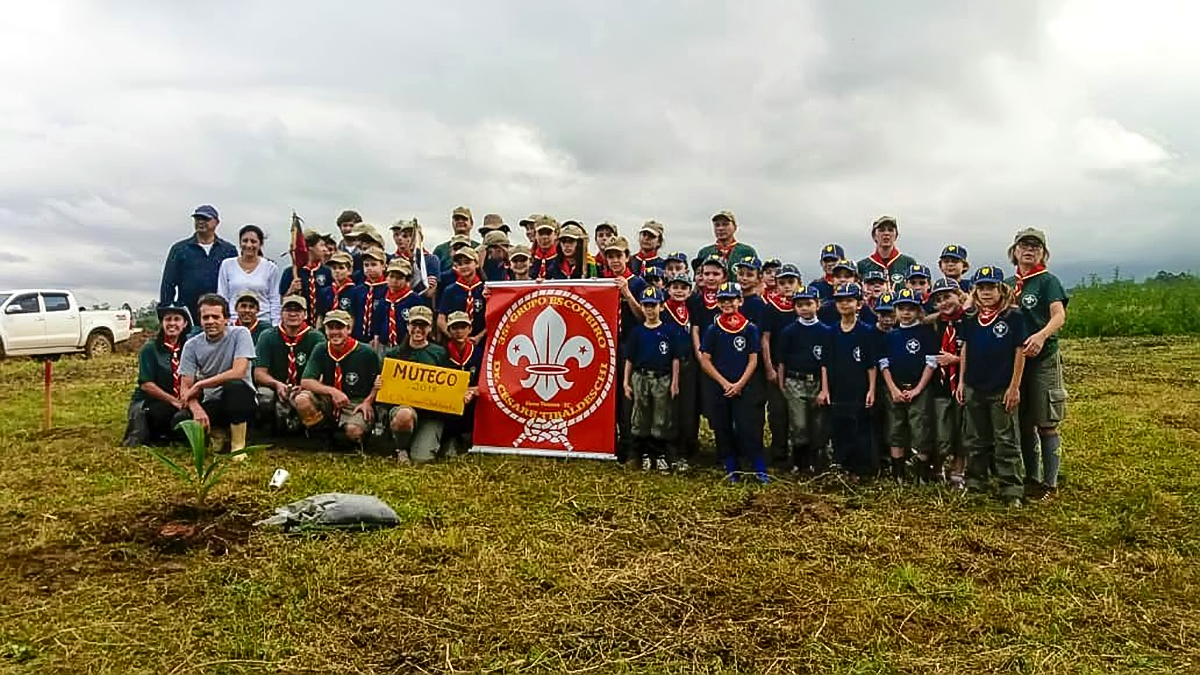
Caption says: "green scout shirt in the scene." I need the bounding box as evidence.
[433,238,481,271]
[694,242,758,273]
[255,325,327,386]
[133,338,184,403]
[303,340,381,401]
[383,341,450,368]
[1006,270,1069,362]
[238,320,272,345]
[857,251,918,290]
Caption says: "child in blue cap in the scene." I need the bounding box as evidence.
[777,287,831,474]
[663,272,698,468]
[809,244,845,300]
[826,282,877,482]
[929,278,968,488]
[699,282,766,482]
[870,291,896,476]
[817,259,861,324]
[624,286,683,471]
[733,256,767,328]
[879,287,938,483]
[938,245,972,294]
[762,263,803,465]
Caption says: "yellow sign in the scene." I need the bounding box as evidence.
[376,358,468,415]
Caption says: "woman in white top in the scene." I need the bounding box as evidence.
[217,224,282,325]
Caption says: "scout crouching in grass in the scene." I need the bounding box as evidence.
[436,246,487,344]
[123,303,194,446]
[354,247,390,343]
[957,266,1027,507]
[316,251,359,323]
[700,282,766,483]
[372,258,428,351]
[870,293,897,476]
[380,306,450,464]
[253,295,326,434]
[176,294,259,458]
[603,236,648,463]
[295,310,379,447]
[443,311,483,454]
[761,263,802,466]
[663,272,697,467]
[233,290,271,344]
[776,287,831,475]
[929,279,968,489]
[879,288,938,483]
[1008,228,1069,501]
[826,283,877,482]
[624,287,682,471]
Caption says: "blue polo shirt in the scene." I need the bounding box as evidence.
[159,234,238,318]
[962,309,1027,394]
[626,322,684,374]
[740,293,768,330]
[827,320,876,404]
[686,291,721,336]
[371,290,430,346]
[437,276,487,336]
[818,300,875,328]
[879,323,938,388]
[316,280,360,320]
[777,318,831,376]
[701,318,761,383]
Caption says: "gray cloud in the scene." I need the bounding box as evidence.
[0,0,1195,306]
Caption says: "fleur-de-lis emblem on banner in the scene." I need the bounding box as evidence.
[507,306,595,401]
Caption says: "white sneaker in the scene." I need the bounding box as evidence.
[396,450,411,465]
[656,458,670,472]
[641,457,652,471]
[673,458,690,472]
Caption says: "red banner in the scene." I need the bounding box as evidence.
[472,280,619,459]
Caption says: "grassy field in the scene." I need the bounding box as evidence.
[1,338,1198,674]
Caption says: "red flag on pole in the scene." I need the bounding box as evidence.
[290,211,307,272]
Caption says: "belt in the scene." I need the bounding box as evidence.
[786,372,818,382]
[633,368,670,376]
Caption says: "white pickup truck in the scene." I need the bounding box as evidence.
[0,289,133,359]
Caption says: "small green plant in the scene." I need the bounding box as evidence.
[145,419,267,504]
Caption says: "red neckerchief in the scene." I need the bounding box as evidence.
[938,307,965,391]
[868,248,902,270]
[385,288,412,344]
[665,298,689,326]
[164,338,182,396]
[447,339,474,368]
[604,266,633,279]
[635,249,659,261]
[533,247,556,279]
[1013,263,1047,296]
[361,280,387,332]
[559,256,576,278]
[394,249,412,261]
[455,274,482,326]
[701,288,719,310]
[716,311,748,333]
[304,262,321,318]
[327,338,359,391]
[823,273,835,284]
[594,251,610,275]
[279,325,312,385]
[714,239,738,260]
[977,305,1002,327]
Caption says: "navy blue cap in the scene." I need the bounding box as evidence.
[820,243,845,261]
[776,263,801,279]
[762,258,782,269]
[832,259,857,275]
[192,205,219,220]
[832,282,862,300]
[874,292,896,312]
[863,269,887,283]
[715,282,742,299]
[733,255,762,271]
[929,278,962,297]
[892,287,922,306]
[906,263,931,280]
[793,287,818,301]
[641,264,665,280]
[638,286,665,305]
[665,251,689,264]
[973,265,1005,285]
[698,254,726,269]
[666,272,692,286]
[156,302,193,325]
[939,244,968,261]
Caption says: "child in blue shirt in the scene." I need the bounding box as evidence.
[762,263,802,465]
[879,287,938,482]
[957,266,1027,506]
[354,248,390,342]
[624,287,683,471]
[776,287,831,475]
[870,292,897,475]
[372,259,429,351]
[826,283,877,482]
[808,244,845,300]
[664,272,698,467]
[733,256,768,328]
[700,282,766,482]
[436,247,487,344]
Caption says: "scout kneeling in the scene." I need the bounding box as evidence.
[776,287,831,475]
[956,266,1027,507]
[295,310,380,446]
[623,287,682,471]
[381,306,451,464]
[253,295,326,434]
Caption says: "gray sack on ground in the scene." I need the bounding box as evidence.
[254,493,400,531]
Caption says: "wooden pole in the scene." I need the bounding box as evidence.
[43,359,52,431]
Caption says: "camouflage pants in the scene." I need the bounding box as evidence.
[782,374,826,451]
[630,370,674,440]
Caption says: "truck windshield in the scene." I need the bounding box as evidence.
[0,294,10,307]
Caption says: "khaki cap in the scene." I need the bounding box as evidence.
[872,215,899,231]
[520,213,542,227]
[446,310,471,326]
[450,234,474,248]
[386,259,413,277]
[1008,227,1050,263]
[349,222,374,237]
[323,310,354,327]
[711,210,737,225]
[452,246,479,262]
[281,294,307,310]
[390,218,418,231]
[482,230,510,247]
[509,244,532,260]
[328,251,354,267]
[407,305,433,324]
[595,222,618,234]
[360,247,388,263]
[603,236,630,253]
[639,220,665,238]
[535,216,559,233]
[234,290,261,306]
[482,213,505,228]
[452,206,473,220]
[559,223,587,240]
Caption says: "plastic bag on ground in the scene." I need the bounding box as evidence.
[254,492,400,531]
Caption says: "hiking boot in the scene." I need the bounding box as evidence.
[641,456,652,471]
[673,458,690,473]
[1024,480,1045,500]
[395,450,411,465]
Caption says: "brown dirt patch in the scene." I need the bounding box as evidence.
[721,488,843,522]
[95,500,257,556]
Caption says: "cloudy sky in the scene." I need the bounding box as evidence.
[1,0,1195,306]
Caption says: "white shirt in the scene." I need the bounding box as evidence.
[216,256,282,324]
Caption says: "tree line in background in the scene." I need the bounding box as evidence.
[125,270,1198,338]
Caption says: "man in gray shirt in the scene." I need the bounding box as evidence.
[178,293,258,457]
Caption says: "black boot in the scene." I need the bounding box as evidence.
[122,403,150,447]
[891,456,907,483]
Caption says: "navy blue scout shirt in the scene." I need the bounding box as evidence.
[661,300,692,356]
[626,323,683,374]
[438,277,487,336]
[354,281,389,341]
[628,252,665,277]
[446,340,484,386]
[159,235,237,319]
[827,321,875,404]
[740,293,768,329]
[279,265,333,324]
[962,309,1027,393]
[371,290,430,346]
[686,290,721,337]
[778,318,831,376]
[761,297,793,353]
[818,300,876,327]
[880,323,938,387]
[701,318,761,383]
[615,275,648,341]
[317,279,360,320]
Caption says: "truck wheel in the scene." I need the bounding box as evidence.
[84,331,114,359]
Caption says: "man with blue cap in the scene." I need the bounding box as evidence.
[159,204,237,320]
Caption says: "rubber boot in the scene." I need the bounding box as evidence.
[891,456,907,483]
[723,454,740,482]
[752,456,770,484]
[122,403,150,447]
[230,422,248,462]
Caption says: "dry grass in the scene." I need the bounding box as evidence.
[1,338,1198,674]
